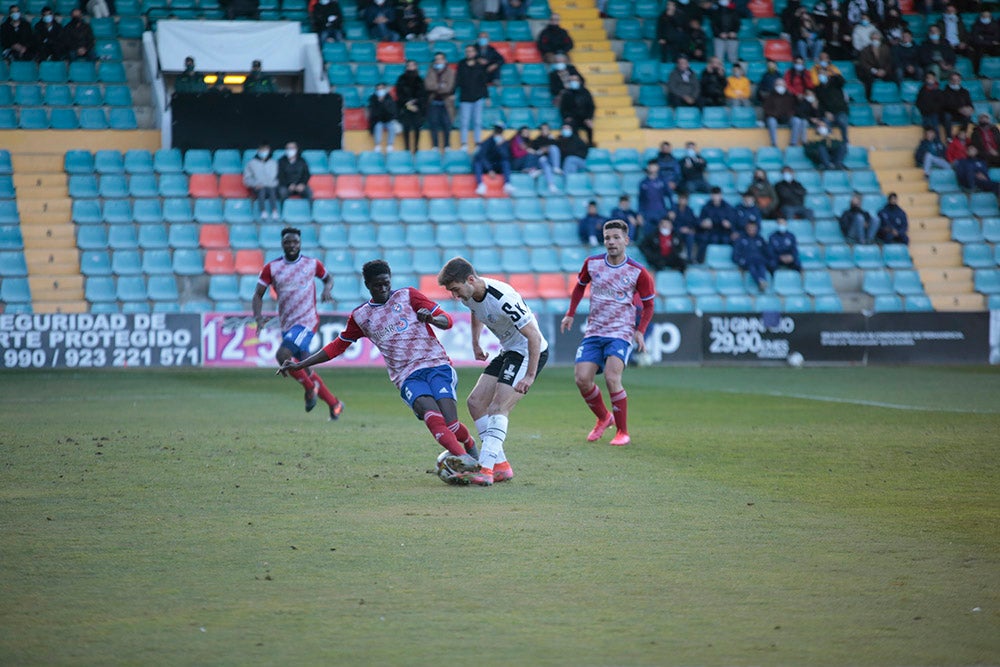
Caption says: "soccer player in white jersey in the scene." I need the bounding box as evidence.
[437,257,549,486]
[253,227,344,420]
[560,219,655,446]
[279,260,479,469]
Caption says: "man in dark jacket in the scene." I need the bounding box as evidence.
[637,160,672,241]
[697,187,737,261]
[954,145,1000,194]
[656,1,688,64]
[578,200,607,246]
[732,221,773,291]
[775,167,814,221]
[60,8,95,62]
[768,217,801,271]
[970,10,1000,77]
[278,142,313,202]
[558,74,595,146]
[310,0,343,42]
[456,44,489,150]
[367,82,399,153]
[763,80,800,147]
[680,141,709,194]
[970,114,1000,168]
[395,0,426,41]
[655,141,682,191]
[877,193,909,245]
[473,124,514,195]
[893,30,922,83]
[609,194,643,242]
[941,71,974,141]
[548,52,585,106]
[916,72,945,139]
[917,25,956,80]
[804,121,847,170]
[666,56,701,107]
[812,65,849,143]
[33,6,62,61]
[537,13,573,61]
[395,60,426,154]
[856,31,894,101]
[640,216,688,272]
[557,123,589,173]
[364,0,398,41]
[1,5,34,61]
[243,60,276,94]
[473,31,505,84]
[668,192,699,261]
[838,192,877,244]
[699,56,728,107]
[915,127,951,176]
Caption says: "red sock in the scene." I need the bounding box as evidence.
[448,420,476,452]
[288,368,315,392]
[310,371,339,407]
[424,411,465,456]
[610,390,628,435]
[581,385,610,420]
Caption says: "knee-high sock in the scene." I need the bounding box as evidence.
[581,385,610,419]
[474,415,490,439]
[309,370,339,407]
[447,420,476,453]
[610,390,628,435]
[288,367,315,392]
[424,411,465,456]
[479,414,509,472]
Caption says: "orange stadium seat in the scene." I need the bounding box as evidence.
[482,173,507,198]
[377,42,405,63]
[537,273,569,299]
[507,273,539,298]
[451,174,478,198]
[204,249,235,274]
[748,0,775,16]
[363,174,393,198]
[513,42,542,63]
[335,174,364,198]
[393,174,421,198]
[189,173,219,198]
[218,173,249,198]
[343,108,367,130]
[764,39,792,61]
[234,249,264,275]
[421,174,451,198]
[491,42,514,63]
[310,174,336,198]
[419,274,450,300]
[199,224,230,249]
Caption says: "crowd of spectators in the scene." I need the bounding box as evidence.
[2,4,97,61]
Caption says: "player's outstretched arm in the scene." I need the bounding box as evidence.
[278,348,330,376]
[416,307,453,330]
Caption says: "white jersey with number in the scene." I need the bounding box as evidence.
[460,277,549,356]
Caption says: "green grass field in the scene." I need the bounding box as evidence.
[1,365,998,666]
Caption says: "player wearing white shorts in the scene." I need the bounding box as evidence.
[560,219,655,446]
[438,257,548,486]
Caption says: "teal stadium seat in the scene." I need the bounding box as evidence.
[862,269,894,295]
[874,294,904,312]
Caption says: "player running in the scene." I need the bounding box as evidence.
[437,257,549,486]
[560,219,655,446]
[253,226,344,420]
[279,260,478,468]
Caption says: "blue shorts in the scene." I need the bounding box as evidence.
[280,325,316,358]
[399,364,458,408]
[574,336,632,374]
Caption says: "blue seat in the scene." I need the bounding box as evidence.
[870,81,900,104]
[183,149,213,175]
[520,63,547,86]
[850,170,881,194]
[892,270,925,296]
[318,225,347,249]
[148,275,179,302]
[704,244,734,269]
[107,225,138,250]
[975,269,1000,294]
[824,244,853,269]
[328,150,357,174]
[853,245,883,269]
[85,276,116,303]
[773,270,804,296]
[8,61,38,83]
[645,107,675,129]
[103,199,133,225]
[970,193,1000,217]
[0,224,23,249]
[19,107,49,129]
[802,270,835,296]
[133,199,164,226]
[341,199,371,225]
[951,218,982,243]
[813,294,843,312]
[154,149,184,174]
[0,276,31,303]
[963,243,994,268]
[862,269,894,296]
[207,275,239,302]
[695,294,725,313]
[141,249,173,275]
[843,145,870,170]
[685,268,716,296]
[112,250,143,276]
[675,107,701,129]
[941,194,972,218]
[904,295,934,312]
[77,225,108,251]
[873,293,904,312]
[928,170,959,193]
[731,106,758,129]
[14,84,43,106]
[371,199,399,225]
[97,62,126,83]
[80,250,112,276]
[163,198,193,224]
[702,107,731,129]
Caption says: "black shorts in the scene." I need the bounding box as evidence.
[483,348,549,386]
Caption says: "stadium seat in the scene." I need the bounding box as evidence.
[116,275,147,302]
[975,268,1000,294]
[685,268,716,296]
[798,244,823,269]
[862,269,893,296]
[85,276,116,303]
[814,219,844,244]
[853,245,883,270]
[169,226,200,251]
[234,249,264,275]
[904,295,933,312]
[133,200,164,226]
[147,275,179,302]
[112,250,143,276]
[675,108,701,129]
[715,270,746,296]
[812,294,843,312]
[102,199,133,224]
[892,270,925,296]
[154,149,184,174]
[951,218,983,243]
[824,244,853,269]
[80,250,112,276]
[141,249,172,275]
[873,293,903,312]
[773,270,804,296]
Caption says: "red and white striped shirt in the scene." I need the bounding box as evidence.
[576,254,655,342]
[258,255,327,333]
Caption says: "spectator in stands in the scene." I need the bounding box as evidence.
[769,217,801,271]
[811,60,849,142]
[877,193,909,245]
[775,167,814,221]
[531,123,562,175]
[223,0,259,20]
[724,63,751,107]
[310,0,343,43]
[680,141,710,193]
[395,0,427,41]
[503,0,528,20]
[699,56,728,107]
[783,56,814,99]
[425,52,456,154]
[243,60,276,94]
[243,142,280,221]
[915,72,945,140]
[364,0,398,42]
[697,187,736,257]
[1,4,35,61]
[796,89,822,132]
[668,191,698,260]
[206,73,231,96]
[367,82,399,153]
[915,127,952,176]
[893,31,922,84]
[734,191,763,239]
[559,74,596,147]
[749,168,779,218]
[456,44,489,151]
[278,142,313,203]
[955,145,1000,195]
[637,160,673,241]
[857,31,895,102]
[779,0,805,40]
[820,5,854,60]
[936,3,971,62]
[845,0,878,25]
[33,6,62,61]
[732,221,773,291]
[666,56,701,108]
[472,124,514,195]
[510,125,558,192]
[804,120,847,170]
[60,8,95,61]
[656,0,688,64]
[609,194,643,241]
[557,122,588,174]
[395,60,426,154]
[918,25,956,80]
[794,11,824,61]
[174,56,206,94]
[970,10,1000,77]
[474,31,505,84]
[655,141,682,189]
[941,71,974,141]
[710,0,741,63]
[971,114,1000,168]
[755,59,782,104]
[537,13,573,62]
[851,12,878,52]
[548,53,584,107]
[682,16,709,62]
[578,200,607,246]
[641,216,688,272]
[838,192,877,244]
[763,79,802,147]
[947,128,969,163]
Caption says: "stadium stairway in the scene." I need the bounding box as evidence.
[870,149,985,311]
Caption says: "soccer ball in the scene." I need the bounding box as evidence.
[436,451,463,485]
[787,351,804,368]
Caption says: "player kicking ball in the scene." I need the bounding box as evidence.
[253,227,344,420]
[279,260,479,472]
[437,257,549,486]
[560,219,655,446]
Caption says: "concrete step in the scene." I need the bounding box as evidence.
[29,274,84,295]
[17,185,67,200]
[869,149,915,169]
[594,116,640,131]
[877,167,926,192]
[564,28,607,40]
[593,128,644,148]
[594,97,634,111]
[589,84,629,96]
[930,293,986,311]
[19,210,70,225]
[572,51,617,63]
[19,224,76,245]
[11,153,63,172]
[24,248,80,273]
[580,72,624,85]
[29,300,88,313]
[576,62,622,75]
[551,7,600,19]
[920,266,974,285]
[13,173,66,189]
[895,192,938,209]
[910,242,961,266]
[17,199,71,217]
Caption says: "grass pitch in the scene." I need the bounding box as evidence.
[1,365,998,666]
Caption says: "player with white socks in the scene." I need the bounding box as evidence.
[438,257,548,486]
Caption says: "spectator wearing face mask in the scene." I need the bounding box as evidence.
[395,60,426,154]
[941,72,974,141]
[559,74,595,146]
[699,56,728,107]
[851,12,877,53]
[971,114,1000,168]
[775,167,814,222]
[782,56,814,98]
[310,0,343,42]
[473,124,515,196]
[710,0,741,63]
[680,141,710,194]
[368,82,399,153]
[637,160,673,241]
[733,191,762,239]
[856,31,894,101]
[174,56,207,93]
[243,142,281,221]
[804,121,847,170]
[876,193,909,245]
[755,59,782,104]
[732,221,773,292]
[243,60,276,94]
[548,52,584,106]
[763,79,802,147]
[364,0,399,42]
[640,216,688,272]
[893,30,922,83]
[33,6,62,61]
[1,5,34,61]
[970,10,1000,78]
[472,31,505,84]
[395,0,427,41]
[811,57,849,143]
[456,44,489,151]
[768,217,801,271]
[278,142,313,203]
[697,187,737,259]
[667,56,701,108]
[557,123,589,173]
[918,25,956,81]
[424,52,456,153]
[838,192,877,244]
[936,3,971,63]
[916,72,945,140]
[60,8,95,62]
